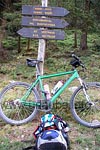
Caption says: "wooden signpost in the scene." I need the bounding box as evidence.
[22,16,69,29]
[37,0,48,75]
[22,5,69,17]
[17,28,65,40]
[18,4,69,40]
[17,0,69,75]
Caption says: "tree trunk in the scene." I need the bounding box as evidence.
[80,0,90,50]
[0,28,4,51]
[73,31,77,48]
[0,36,3,50]
[0,19,8,61]
[80,32,88,50]
[73,0,77,48]
[85,0,90,12]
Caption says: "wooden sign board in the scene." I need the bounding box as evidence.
[22,16,69,29]
[17,27,65,40]
[22,5,69,17]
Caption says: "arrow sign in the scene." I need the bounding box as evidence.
[22,5,69,17]
[17,27,65,40]
[22,16,69,29]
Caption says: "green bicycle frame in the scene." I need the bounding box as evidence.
[20,69,80,106]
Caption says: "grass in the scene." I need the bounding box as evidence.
[0,31,100,150]
[0,138,27,150]
[0,115,100,150]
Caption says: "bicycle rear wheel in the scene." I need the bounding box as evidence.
[0,81,39,125]
[70,82,100,128]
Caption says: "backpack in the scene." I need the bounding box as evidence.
[36,129,68,150]
[22,114,70,150]
[34,114,70,149]
[33,114,69,138]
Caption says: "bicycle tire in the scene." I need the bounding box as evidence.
[70,82,100,128]
[0,81,39,125]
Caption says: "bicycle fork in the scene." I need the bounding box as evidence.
[77,77,94,106]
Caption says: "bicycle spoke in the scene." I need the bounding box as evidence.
[70,82,100,128]
[0,82,38,125]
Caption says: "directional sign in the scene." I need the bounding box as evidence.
[22,5,69,17]
[22,16,69,29]
[17,28,65,40]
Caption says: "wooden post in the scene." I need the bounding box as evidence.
[37,0,48,75]
[18,36,21,53]
[27,38,30,51]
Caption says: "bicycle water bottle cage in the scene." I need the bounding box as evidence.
[26,59,42,67]
[70,58,80,68]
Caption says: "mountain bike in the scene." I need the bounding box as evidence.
[0,54,100,128]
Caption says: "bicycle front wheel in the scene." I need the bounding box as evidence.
[70,82,100,128]
[0,81,39,125]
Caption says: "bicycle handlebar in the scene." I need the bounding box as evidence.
[26,54,86,74]
[72,54,80,60]
[71,54,86,69]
